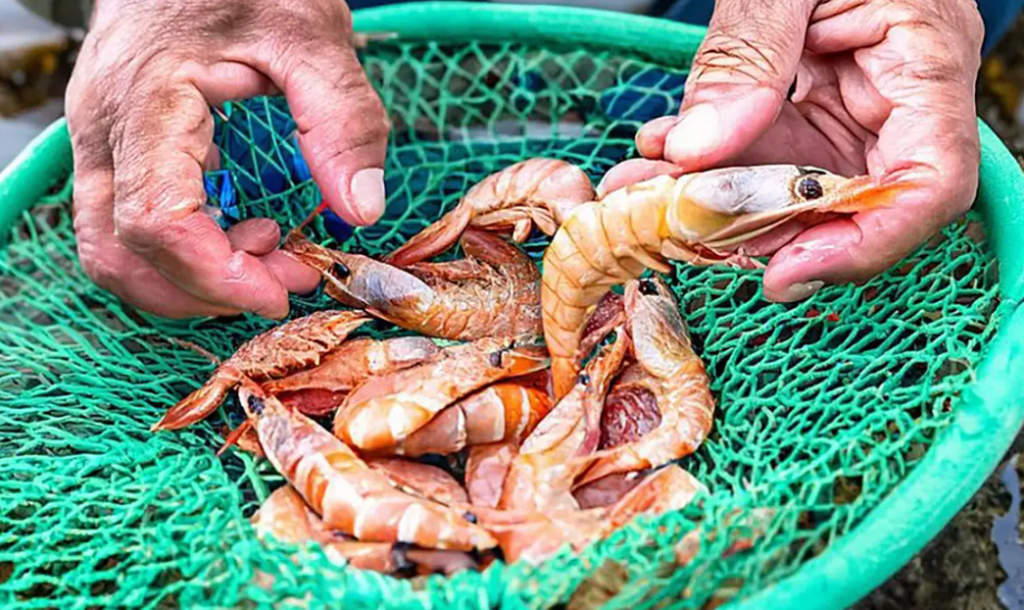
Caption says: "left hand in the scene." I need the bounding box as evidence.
[600,0,985,302]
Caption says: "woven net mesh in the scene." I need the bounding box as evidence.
[0,39,1008,609]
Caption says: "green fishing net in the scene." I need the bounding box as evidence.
[0,35,1008,610]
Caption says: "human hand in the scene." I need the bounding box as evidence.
[67,0,389,318]
[601,0,984,302]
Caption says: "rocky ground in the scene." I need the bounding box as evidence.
[854,15,1024,610]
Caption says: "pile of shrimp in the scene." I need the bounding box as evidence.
[151,158,896,577]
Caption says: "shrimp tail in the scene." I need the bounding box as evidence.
[384,201,474,266]
[151,366,242,431]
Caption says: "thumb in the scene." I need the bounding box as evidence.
[658,0,815,170]
[254,37,390,227]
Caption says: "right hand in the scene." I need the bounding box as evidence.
[67,0,390,319]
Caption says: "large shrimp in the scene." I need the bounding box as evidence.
[152,310,369,431]
[542,165,910,397]
[384,158,595,266]
[252,485,477,576]
[498,329,629,512]
[238,380,496,551]
[262,336,441,415]
[285,229,542,342]
[477,464,704,564]
[395,370,553,457]
[334,337,550,453]
[577,277,714,487]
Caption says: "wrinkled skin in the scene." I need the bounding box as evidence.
[67,0,388,319]
[602,0,984,303]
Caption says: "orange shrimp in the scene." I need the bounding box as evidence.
[252,485,477,576]
[364,457,468,506]
[238,380,495,551]
[395,370,554,457]
[476,464,703,565]
[464,441,519,509]
[262,336,441,415]
[577,277,714,487]
[284,229,542,342]
[543,165,912,397]
[152,310,369,431]
[384,158,595,266]
[498,329,629,512]
[334,337,549,453]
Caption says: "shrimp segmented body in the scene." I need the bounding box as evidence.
[239,381,496,551]
[385,159,595,266]
[335,338,550,452]
[365,457,469,506]
[498,330,628,512]
[152,311,370,431]
[263,336,441,415]
[395,371,554,456]
[578,277,715,487]
[542,165,909,396]
[252,486,477,576]
[285,229,542,342]
[477,464,703,564]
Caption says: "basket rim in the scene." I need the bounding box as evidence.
[1,4,1023,609]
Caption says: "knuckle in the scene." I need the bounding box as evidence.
[691,31,788,86]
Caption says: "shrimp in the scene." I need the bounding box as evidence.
[252,485,477,576]
[476,464,703,564]
[262,336,441,415]
[395,371,554,456]
[498,329,628,512]
[238,380,496,551]
[284,229,542,342]
[152,310,370,431]
[542,165,911,397]
[335,337,550,453]
[464,442,518,508]
[576,277,714,487]
[384,158,595,266]
[364,457,468,506]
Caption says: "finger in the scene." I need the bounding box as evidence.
[260,250,322,295]
[635,116,678,159]
[112,79,290,319]
[662,0,817,170]
[226,218,281,256]
[246,26,390,226]
[596,159,682,198]
[72,166,243,319]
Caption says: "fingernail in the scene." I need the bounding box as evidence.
[664,103,720,163]
[595,175,610,199]
[347,168,386,225]
[781,280,825,302]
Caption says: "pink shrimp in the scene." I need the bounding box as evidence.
[334,337,550,453]
[238,380,495,551]
[385,158,595,267]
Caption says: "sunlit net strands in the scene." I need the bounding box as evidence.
[0,38,1007,609]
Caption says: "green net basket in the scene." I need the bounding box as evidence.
[3,3,1024,609]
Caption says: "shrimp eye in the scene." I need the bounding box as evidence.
[578,373,591,386]
[332,262,351,279]
[246,395,265,415]
[463,511,478,524]
[638,278,659,295]
[389,542,415,575]
[797,177,824,201]
[489,350,504,367]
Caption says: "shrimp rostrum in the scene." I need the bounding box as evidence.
[543,165,911,396]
